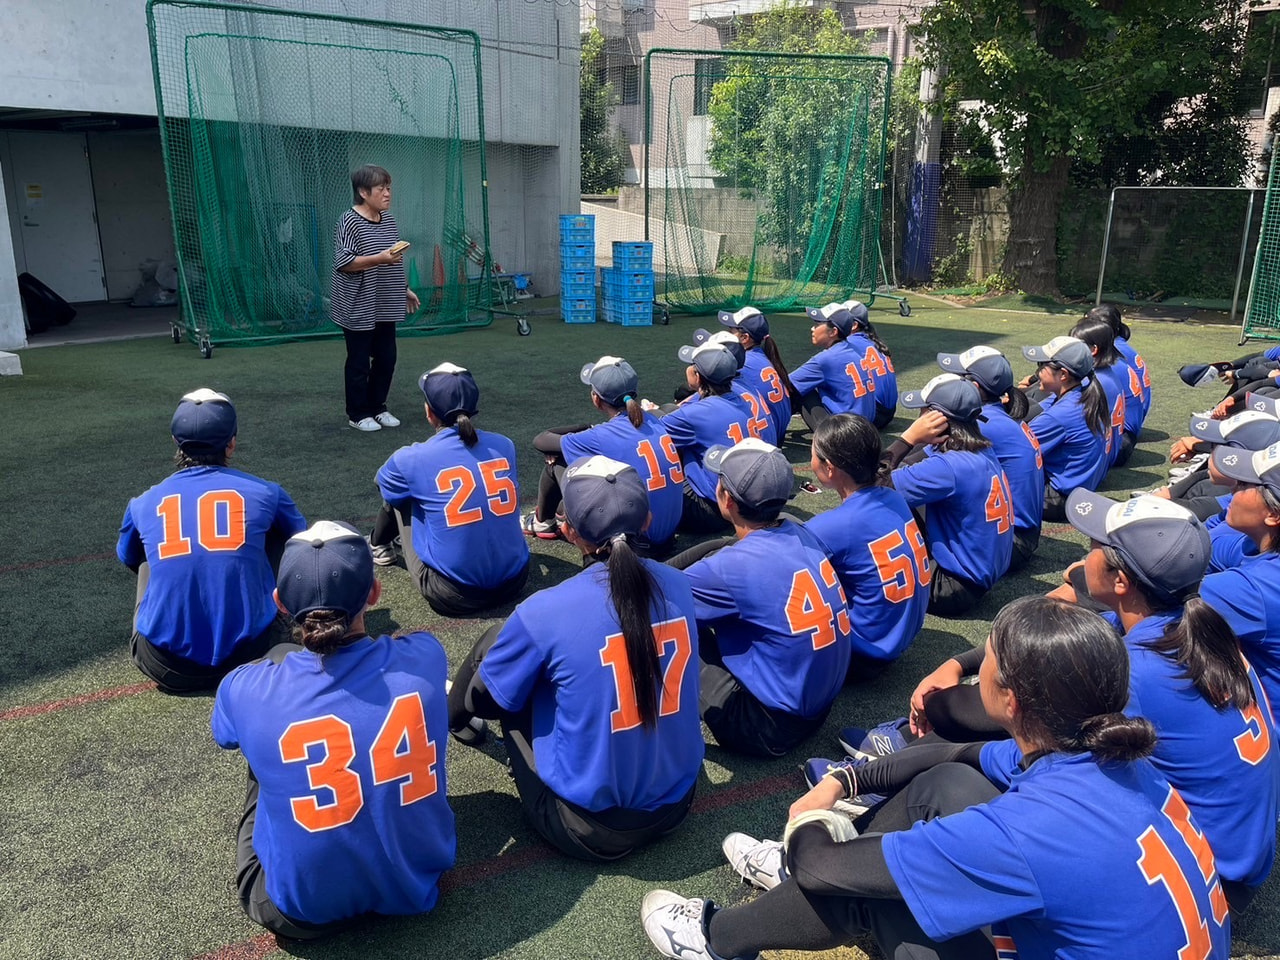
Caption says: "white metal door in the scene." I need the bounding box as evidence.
[5,131,105,302]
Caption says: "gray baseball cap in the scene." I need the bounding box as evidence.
[1065,491,1210,603]
[677,342,739,385]
[276,521,375,622]
[562,455,650,544]
[805,302,854,337]
[705,438,794,510]
[579,355,639,408]
[688,328,746,368]
[900,373,984,422]
[1187,409,1280,449]
[1022,336,1094,380]
[1212,442,1280,497]
[717,306,770,342]
[936,345,1013,397]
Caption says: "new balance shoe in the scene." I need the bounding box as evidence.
[802,755,884,816]
[349,416,382,432]
[374,410,402,428]
[521,511,560,540]
[721,833,786,891]
[641,891,754,960]
[838,717,910,759]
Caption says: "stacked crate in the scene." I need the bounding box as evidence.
[601,241,654,326]
[560,214,596,323]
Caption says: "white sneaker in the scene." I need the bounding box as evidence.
[641,891,727,960]
[349,417,381,432]
[374,411,401,427]
[722,832,786,891]
[368,535,400,567]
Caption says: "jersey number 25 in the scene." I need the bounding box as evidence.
[436,458,517,527]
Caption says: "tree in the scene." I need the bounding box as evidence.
[915,0,1252,295]
[580,28,626,195]
[705,4,872,275]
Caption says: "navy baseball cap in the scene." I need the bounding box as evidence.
[1188,409,1280,448]
[805,302,854,337]
[936,345,1013,397]
[705,438,794,510]
[677,343,739,385]
[900,373,984,422]
[419,362,479,419]
[1245,391,1280,417]
[838,299,870,328]
[171,388,237,453]
[1022,336,1094,380]
[689,328,746,368]
[1177,362,1231,389]
[1212,442,1280,497]
[718,306,770,343]
[276,520,375,622]
[580,355,639,408]
[1066,491,1210,603]
[561,455,649,545]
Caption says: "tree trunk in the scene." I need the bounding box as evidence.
[1002,151,1070,297]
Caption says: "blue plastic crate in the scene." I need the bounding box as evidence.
[613,271,654,299]
[561,242,594,260]
[562,297,597,324]
[603,297,654,326]
[612,241,653,270]
[559,214,595,243]
[560,278,596,299]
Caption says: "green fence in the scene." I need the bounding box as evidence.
[1242,149,1280,344]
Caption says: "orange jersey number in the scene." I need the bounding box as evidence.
[155,490,247,559]
[600,617,694,733]
[637,435,685,492]
[868,519,932,603]
[437,458,517,527]
[984,475,1014,535]
[785,559,851,650]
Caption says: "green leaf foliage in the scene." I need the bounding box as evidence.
[580,28,626,194]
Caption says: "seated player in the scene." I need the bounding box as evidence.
[791,304,882,430]
[659,343,754,534]
[368,363,529,616]
[840,299,899,427]
[804,414,930,682]
[675,328,778,445]
[1071,315,1137,467]
[718,306,796,443]
[1088,302,1151,422]
[212,521,455,939]
[117,388,306,693]
[676,439,852,757]
[641,596,1231,960]
[448,456,702,861]
[936,345,1044,568]
[887,375,1014,616]
[1021,335,1110,520]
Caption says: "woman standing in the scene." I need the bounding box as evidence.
[332,164,421,432]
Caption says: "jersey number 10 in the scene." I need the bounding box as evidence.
[155,490,246,559]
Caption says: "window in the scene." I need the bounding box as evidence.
[621,65,640,106]
[694,58,723,116]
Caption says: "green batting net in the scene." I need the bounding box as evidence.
[1242,149,1280,344]
[146,0,491,349]
[644,49,891,314]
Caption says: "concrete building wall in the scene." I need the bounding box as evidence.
[0,165,25,351]
[88,131,175,300]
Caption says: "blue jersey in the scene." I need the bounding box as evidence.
[1123,613,1279,888]
[848,331,898,414]
[478,561,702,812]
[376,428,529,588]
[884,752,1231,960]
[684,521,852,716]
[891,447,1013,589]
[1028,388,1109,494]
[1202,552,1280,711]
[804,486,929,662]
[211,633,456,925]
[116,466,306,665]
[1087,367,1128,466]
[981,402,1045,533]
[1114,337,1151,419]
[661,392,753,499]
[789,340,877,421]
[742,348,793,442]
[560,413,684,548]
[728,378,779,447]
[1205,498,1256,572]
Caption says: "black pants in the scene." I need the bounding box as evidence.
[129,563,288,693]
[1007,526,1040,572]
[1170,468,1232,521]
[707,764,1000,960]
[874,404,896,430]
[678,482,731,535]
[453,625,695,860]
[920,685,1006,742]
[698,628,827,757]
[800,393,831,432]
[375,503,528,617]
[1112,430,1137,468]
[343,322,397,422]
[927,565,985,617]
[1042,483,1068,522]
[666,536,734,570]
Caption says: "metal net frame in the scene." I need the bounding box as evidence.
[1242,149,1280,344]
[643,48,892,314]
[147,0,493,351]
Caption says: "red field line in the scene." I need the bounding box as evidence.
[0,681,153,721]
[0,551,115,575]
[193,771,801,960]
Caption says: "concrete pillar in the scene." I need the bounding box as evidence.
[0,153,26,352]
[903,61,946,284]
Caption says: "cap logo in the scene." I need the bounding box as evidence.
[1195,421,1208,431]
[941,357,952,366]
[1075,502,1093,516]
[1223,454,1240,466]
[1257,401,1267,411]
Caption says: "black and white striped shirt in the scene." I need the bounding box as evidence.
[330,209,408,330]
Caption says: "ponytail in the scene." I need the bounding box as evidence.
[1080,377,1108,439]
[1074,713,1157,763]
[856,320,893,361]
[1002,385,1031,421]
[759,334,800,400]
[624,396,644,429]
[295,609,352,656]
[603,536,664,730]
[448,412,479,447]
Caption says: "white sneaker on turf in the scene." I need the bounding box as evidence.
[521,511,560,540]
[374,411,401,427]
[641,891,724,960]
[722,833,786,891]
[349,416,382,432]
[369,537,399,566]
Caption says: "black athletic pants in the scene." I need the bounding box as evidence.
[678,482,731,535]
[1169,467,1232,520]
[1112,430,1137,468]
[450,625,695,860]
[342,322,397,423]
[706,764,1000,960]
[129,562,288,694]
[371,503,528,617]
[1008,525,1040,571]
[1042,484,1068,522]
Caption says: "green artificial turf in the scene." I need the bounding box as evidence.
[1,300,1277,959]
